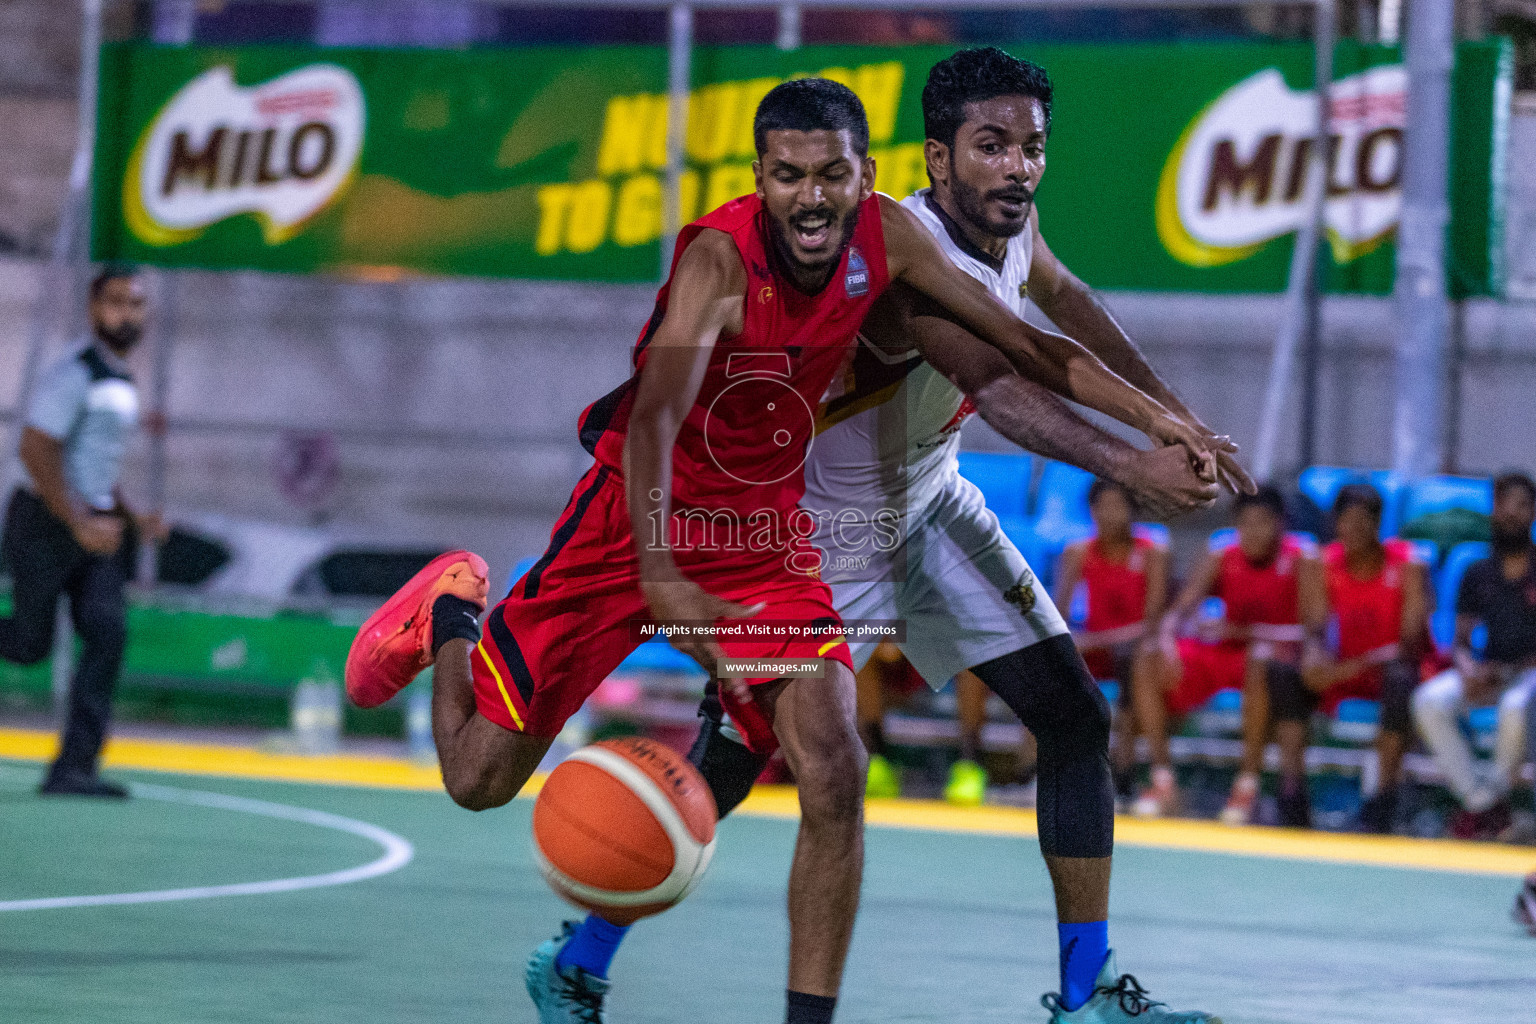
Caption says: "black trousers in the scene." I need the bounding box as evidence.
[0,490,128,779]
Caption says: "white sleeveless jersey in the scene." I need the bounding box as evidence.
[802,189,1033,524]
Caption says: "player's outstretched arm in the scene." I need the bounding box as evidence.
[1300,553,1341,690]
[879,195,1214,477]
[1028,213,1254,495]
[876,289,1216,518]
[623,229,763,679]
[1400,560,1430,660]
[1159,549,1221,647]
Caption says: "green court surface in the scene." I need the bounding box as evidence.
[0,761,1530,1024]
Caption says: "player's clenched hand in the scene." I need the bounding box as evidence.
[1122,445,1219,519]
[640,577,765,696]
[1206,436,1255,496]
[1175,413,1255,496]
[1145,412,1218,484]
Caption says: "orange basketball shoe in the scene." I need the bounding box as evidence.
[345,550,489,708]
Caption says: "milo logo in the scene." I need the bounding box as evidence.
[1156,64,1406,267]
[124,64,365,246]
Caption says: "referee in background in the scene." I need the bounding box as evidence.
[1,266,163,797]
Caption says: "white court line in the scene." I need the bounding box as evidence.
[0,775,414,913]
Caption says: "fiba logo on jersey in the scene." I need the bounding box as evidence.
[125,64,365,247]
[844,246,870,298]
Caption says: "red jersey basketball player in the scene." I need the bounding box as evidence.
[1054,479,1169,794]
[346,79,1217,1024]
[1133,486,1318,823]
[1277,483,1427,831]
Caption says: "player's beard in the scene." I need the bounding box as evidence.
[94,320,143,355]
[1492,522,1533,556]
[950,176,1033,239]
[766,203,862,288]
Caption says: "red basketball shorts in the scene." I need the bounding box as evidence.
[471,465,852,752]
[1165,638,1247,717]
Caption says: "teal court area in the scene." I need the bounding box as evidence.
[0,759,1531,1024]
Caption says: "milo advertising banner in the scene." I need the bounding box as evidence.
[92,40,1510,295]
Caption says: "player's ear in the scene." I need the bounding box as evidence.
[753,160,764,199]
[923,138,949,189]
[859,153,876,200]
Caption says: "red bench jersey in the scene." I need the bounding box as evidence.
[1081,534,1159,633]
[1324,538,1416,660]
[1214,533,1313,626]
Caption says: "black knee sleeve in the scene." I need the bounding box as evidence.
[1266,662,1313,723]
[1379,660,1417,735]
[687,683,772,820]
[972,634,1114,859]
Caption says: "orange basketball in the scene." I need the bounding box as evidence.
[532,737,718,925]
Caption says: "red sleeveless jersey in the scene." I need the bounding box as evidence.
[579,194,890,516]
[1324,538,1415,661]
[1081,534,1159,634]
[1213,533,1313,627]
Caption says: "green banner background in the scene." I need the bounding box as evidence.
[91,40,1510,295]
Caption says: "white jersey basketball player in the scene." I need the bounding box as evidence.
[804,187,1067,682]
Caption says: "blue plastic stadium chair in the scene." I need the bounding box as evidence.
[957,450,1034,521]
[503,555,539,599]
[1432,541,1490,649]
[998,513,1063,591]
[1329,697,1381,743]
[1297,466,1364,514]
[1402,475,1494,525]
[1098,680,1121,706]
[1467,705,1499,754]
[1296,466,1407,537]
[1067,581,1090,629]
[1030,460,1096,580]
[1033,461,1095,538]
[1193,688,1244,736]
[616,636,706,676]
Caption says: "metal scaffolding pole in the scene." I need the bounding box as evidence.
[4,0,103,496]
[1251,0,1334,481]
[660,2,694,277]
[776,1,802,49]
[1391,0,1455,479]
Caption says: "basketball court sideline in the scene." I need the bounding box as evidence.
[0,728,1530,1024]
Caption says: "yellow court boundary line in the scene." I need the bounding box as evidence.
[3,727,1531,877]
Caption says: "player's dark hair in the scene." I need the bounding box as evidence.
[922,46,1054,151]
[1333,483,1384,522]
[753,78,869,157]
[1234,484,1287,523]
[1494,471,1536,504]
[1088,478,1135,511]
[90,264,139,299]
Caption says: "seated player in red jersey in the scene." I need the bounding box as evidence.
[1273,484,1428,832]
[1053,479,1169,800]
[346,78,1220,1024]
[1135,486,1320,823]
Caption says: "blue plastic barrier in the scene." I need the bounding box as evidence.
[956,451,1034,521]
[1032,461,1096,543]
[1329,697,1381,743]
[1433,541,1490,649]
[503,555,539,599]
[1297,466,1407,536]
[1401,475,1494,525]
